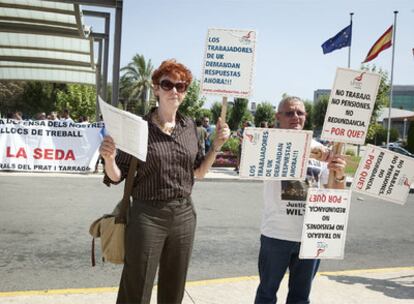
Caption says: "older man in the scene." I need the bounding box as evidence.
[255,96,346,304]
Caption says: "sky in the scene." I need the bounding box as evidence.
[84,0,414,109]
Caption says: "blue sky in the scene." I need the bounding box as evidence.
[84,0,414,108]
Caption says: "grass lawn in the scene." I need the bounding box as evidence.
[345,155,361,176]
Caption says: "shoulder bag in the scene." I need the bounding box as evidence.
[89,156,138,266]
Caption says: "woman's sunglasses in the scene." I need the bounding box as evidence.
[159,80,188,93]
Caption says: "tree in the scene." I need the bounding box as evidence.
[228,98,249,130]
[120,54,154,115]
[0,81,73,119]
[366,124,398,145]
[211,102,221,123]
[196,108,212,121]
[312,95,329,134]
[254,102,275,126]
[179,80,206,118]
[20,82,55,117]
[119,76,133,110]
[362,65,390,120]
[56,84,96,121]
[211,101,232,123]
[360,65,390,142]
[0,81,25,116]
[241,111,254,125]
[303,100,313,130]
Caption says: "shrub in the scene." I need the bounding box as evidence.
[221,137,240,155]
[366,124,399,145]
[345,149,355,157]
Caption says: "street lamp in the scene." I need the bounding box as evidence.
[403,118,408,141]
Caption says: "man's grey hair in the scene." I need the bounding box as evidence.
[277,96,303,112]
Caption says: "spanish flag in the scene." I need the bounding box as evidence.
[363,26,393,63]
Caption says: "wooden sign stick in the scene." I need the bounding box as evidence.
[327,142,344,188]
[220,96,228,122]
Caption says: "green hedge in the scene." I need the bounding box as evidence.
[221,137,240,155]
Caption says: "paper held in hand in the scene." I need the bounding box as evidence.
[299,188,351,260]
[320,68,381,145]
[239,128,312,180]
[201,28,256,98]
[98,97,148,161]
[351,144,414,205]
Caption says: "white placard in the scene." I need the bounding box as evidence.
[0,119,102,173]
[351,144,414,205]
[321,68,381,145]
[239,128,312,180]
[201,28,256,97]
[99,97,148,161]
[300,189,351,259]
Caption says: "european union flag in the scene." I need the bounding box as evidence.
[321,24,352,54]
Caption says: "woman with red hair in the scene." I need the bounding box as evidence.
[100,59,230,304]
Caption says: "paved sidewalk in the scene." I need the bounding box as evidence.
[1,267,413,304]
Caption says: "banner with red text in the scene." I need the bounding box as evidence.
[320,68,381,145]
[0,119,103,173]
[351,144,414,205]
[300,189,351,259]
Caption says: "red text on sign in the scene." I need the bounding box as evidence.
[308,194,342,203]
[356,154,375,189]
[330,127,364,139]
[34,148,75,160]
[6,147,76,160]
[6,147,27,158]
[363,154,375,170]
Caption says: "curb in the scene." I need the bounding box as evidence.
[1,267,413,303]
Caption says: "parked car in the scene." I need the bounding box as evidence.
[381,145,414,158]
[388,142,402,148]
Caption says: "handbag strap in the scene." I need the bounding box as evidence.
[116,156,138,223]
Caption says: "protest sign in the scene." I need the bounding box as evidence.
[201,28,256,98]
[351,144,414,205]
[239,128,312,180]
[321,68,381,145]
[299,188,351,259]
[0,119,102,173]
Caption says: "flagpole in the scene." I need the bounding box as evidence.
[348,13,361,155]
[348,12,353,68]
[386,11,398,148]
[329,14,354,186]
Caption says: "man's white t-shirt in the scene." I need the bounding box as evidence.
[261,140,329,242]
